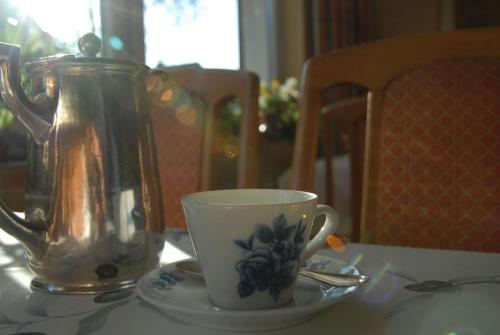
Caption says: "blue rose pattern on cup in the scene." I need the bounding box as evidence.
[234,214,306,301]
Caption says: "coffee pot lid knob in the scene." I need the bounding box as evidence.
[78,33,102,58]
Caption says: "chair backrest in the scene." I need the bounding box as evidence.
[149,67,260,229]
[290,27,500,252]
[320,97,366,241]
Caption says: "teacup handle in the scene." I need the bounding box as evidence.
[303,205,339,260]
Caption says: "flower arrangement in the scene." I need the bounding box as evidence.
[258,77,300,140]
[218,77,300,144]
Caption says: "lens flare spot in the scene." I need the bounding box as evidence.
[160,89,173,103]
[109,35,124,50]
[363,263,391,294]
[0,254,13,266]
[175,105,197,126]
[356,262,399,305]
[258,123,267,133]
[350,253,363,266]
[146,75,162,93]
[326,234,345,252]
[224,144,238,159]
[7,17,19,26]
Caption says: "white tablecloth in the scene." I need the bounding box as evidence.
[0,229,499,334]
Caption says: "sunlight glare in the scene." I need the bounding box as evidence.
[14,0,100,48]
[0,253,14,266]
[144,0,239,69]
[160,240,192,264]
[7,17,19,26]
[0,229,20,245]
[5,267,32,289]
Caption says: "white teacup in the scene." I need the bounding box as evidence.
[181,189,339,310]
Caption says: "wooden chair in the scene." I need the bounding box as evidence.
[320,96,367,241]
[149,66,260,229]
[290,27,500,252]
[0,163,26,211]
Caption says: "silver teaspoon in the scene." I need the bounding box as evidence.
[175,260,368,287]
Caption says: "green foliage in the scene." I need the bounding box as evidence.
[0,0,68,129]
[0,109,14,129]
[219,98,242,135]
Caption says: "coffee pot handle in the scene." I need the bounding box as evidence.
[0,43,52,144]
[0,200,47,256]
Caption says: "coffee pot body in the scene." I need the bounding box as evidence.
[0,34,165,293]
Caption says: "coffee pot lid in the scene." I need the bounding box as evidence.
[25,33,148,73]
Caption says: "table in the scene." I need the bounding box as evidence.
[0,229,499,334]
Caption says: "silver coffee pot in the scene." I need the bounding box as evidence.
[0,33,165,294]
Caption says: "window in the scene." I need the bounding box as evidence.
[12,0,101,52]
[0,0,100,163]
[144,0,239,69]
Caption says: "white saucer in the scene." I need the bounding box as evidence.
[137,255,363,331]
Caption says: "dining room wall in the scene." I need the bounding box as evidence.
[272,0,460,81]
[274,0,307,82]
[372,0,442,39]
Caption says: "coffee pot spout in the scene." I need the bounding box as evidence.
[0,42,52,144]
[0,201,48,257]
